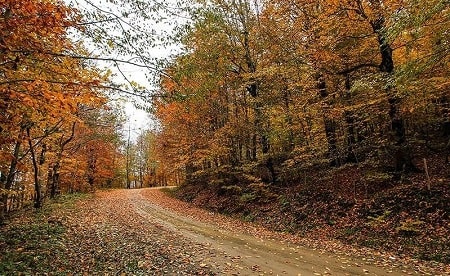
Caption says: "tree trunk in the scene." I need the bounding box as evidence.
[440,95,450,163]
[324,118,339,167]
[27,127,42,209]
[283,89,295,152]
[251,133,257,160]
[50,162,60,198]
[254,102,270,155]
[371,15,413,171]
[244,21,269,158]
[344,110,357,163]
[344,75,357,163]
[2,126,26,213]
[87,152,96,190]
[49,123,75,198]
[317,74,340,167]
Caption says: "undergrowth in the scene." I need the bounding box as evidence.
[0,193,90,274]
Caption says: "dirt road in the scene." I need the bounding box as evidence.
[66,187,426,276]
[8,188,444,275]
[0,189,450,276]
[131,188,402,275]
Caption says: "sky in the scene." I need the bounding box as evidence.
[67,0,189,140]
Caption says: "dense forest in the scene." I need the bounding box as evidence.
[155,0,449,185]
[1,0,449,264]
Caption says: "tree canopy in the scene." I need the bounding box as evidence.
[0,0,124,214]
[153,0,449,184]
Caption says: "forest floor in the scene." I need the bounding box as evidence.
[1,188,449,275]
[173,155,450,275]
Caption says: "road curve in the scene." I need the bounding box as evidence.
[125,188,416,275]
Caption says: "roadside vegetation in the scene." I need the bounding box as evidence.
[172,156,449,265]
[0,194,89,274]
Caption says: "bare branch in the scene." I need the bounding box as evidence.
[337,63,379,75]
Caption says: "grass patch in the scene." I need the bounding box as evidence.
[239,192,256,203]
[0,192,90,274]
[35,192,91,218]
[342,227,361,236]
[160,186,179,197]
[242,212,256,222]
[0,222,66,274]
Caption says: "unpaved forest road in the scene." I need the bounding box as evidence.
[61,188,445,275]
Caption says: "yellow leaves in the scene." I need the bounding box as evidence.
[107,39,115,49]
[0,188,23,197]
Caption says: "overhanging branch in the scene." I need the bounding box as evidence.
[0,78,170,99]
[7,49,172,79]
[337,63,379,75]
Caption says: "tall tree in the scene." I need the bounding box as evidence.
[0,0,111,214]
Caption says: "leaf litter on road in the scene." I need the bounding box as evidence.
[1,188,449,275]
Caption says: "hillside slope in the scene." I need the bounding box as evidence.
[172,154,450,265]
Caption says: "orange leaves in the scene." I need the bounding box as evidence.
[147,0,450,190]
[1,0,76,51]
[0,0,107,119]
[1,1,102,117]
[0,0,119,207]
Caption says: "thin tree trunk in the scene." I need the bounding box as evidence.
[50,161,61,198]
[344,75,357,163]
[27,127,42,209]
[440,95,449,162]
[244,21,269,158]
[283,89,295,152]
[87,151,96,190]
[50,123,76,198]
[2,126,26,214]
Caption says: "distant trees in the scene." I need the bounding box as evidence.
[153,0,449,185]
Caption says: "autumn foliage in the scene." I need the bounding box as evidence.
[0,0,449,268]
[0,0,123,217]
[154,0,449,186]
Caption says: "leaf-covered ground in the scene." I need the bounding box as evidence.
[2,188,448,275]
[171,156,450,274]
[0,191,215,275]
